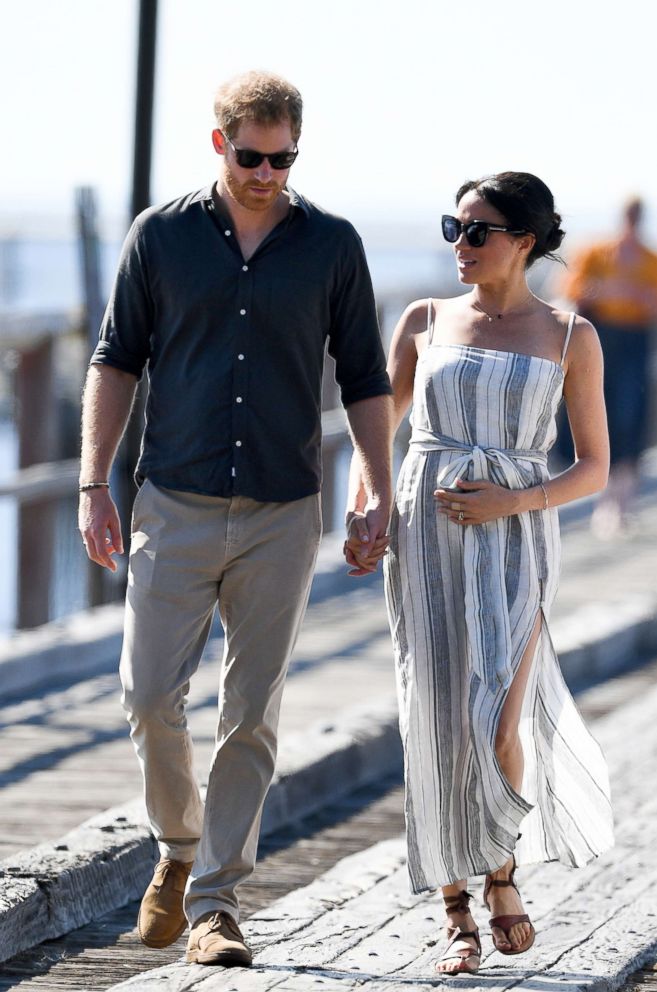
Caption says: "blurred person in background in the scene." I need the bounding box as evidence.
[346,173,613,975]
[78,70,392,968]
[563,197,657,536]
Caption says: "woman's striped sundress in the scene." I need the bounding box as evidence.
[384,304,614,892]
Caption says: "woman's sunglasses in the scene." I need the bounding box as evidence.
[442,214,527,248]
[225,134,298,170]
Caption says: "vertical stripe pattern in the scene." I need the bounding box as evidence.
[384,343,613,891]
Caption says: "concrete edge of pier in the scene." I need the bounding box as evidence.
[0,694,402,964]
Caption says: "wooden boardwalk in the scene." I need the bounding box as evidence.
[0,584,394,859]
[1,490,657,863]
[1,660,655,990]
[105,658,657,991]
[0,466,656,989]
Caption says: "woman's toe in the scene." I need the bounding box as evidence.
[493,927,512,950]
[511,923,530,948]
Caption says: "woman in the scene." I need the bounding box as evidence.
[345,172,614,975]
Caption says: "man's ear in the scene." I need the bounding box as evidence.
[212,129,225,155]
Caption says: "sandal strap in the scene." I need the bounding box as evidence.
[486,877,519,890]
[489,913,530,932]
[483,855,518,908]
[443,889,474,916]
[445,926,482,957]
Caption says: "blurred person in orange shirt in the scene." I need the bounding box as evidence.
[563,197,657,535]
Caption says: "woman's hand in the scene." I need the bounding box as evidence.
[434,478,519,526]
[344,512,390,576]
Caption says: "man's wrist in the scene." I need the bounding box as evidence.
[79,481,110,493]
[365,494,392,516]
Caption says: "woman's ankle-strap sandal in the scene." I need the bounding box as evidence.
[436,890,482,975]
[483,856,536,955]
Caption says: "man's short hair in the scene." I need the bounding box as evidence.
[214,71,303,143]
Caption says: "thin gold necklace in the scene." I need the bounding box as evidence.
[471,292,534,322]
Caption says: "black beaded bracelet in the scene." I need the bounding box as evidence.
[79,482,110,492]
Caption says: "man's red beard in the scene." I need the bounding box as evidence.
[223,169,283,212]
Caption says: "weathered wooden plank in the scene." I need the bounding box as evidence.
[0,690,405,966]
[103,674,657,992]
[0,802,157,964]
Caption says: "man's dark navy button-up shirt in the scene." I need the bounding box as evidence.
[92,185,391,502]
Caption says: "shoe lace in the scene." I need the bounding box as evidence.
[207,911,242,939]
[153,859,187,890]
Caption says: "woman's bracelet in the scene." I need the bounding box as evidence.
[539,483,549,510]
[79,481,110,493]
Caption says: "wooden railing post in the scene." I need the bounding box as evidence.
[15,337,57,628]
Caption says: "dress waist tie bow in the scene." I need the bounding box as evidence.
[410,428,549,693]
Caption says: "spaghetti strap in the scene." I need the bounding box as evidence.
[560,312,576,366]
[426,298,434,344]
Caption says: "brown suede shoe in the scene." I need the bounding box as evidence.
[138,858,194,948]
[186,911,252,967]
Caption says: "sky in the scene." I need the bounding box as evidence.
[2,0,657,245]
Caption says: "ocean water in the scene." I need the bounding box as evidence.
[0,235,454,312]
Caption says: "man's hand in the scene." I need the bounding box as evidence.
[78,488,124,571]
[343,504,390,577]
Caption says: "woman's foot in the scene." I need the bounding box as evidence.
[483,856,535,955]
[435,890,481,975]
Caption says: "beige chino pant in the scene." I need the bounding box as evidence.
[119,481,322,923]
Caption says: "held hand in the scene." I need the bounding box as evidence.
[434,478,517,526]
[78,488,124,571]
[343,509,390,577]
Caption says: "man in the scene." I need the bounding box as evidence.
[78,70,392,967]
[563,196,657,536]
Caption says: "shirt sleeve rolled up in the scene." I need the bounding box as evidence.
[328,227,392,408]
[91,217,153,378]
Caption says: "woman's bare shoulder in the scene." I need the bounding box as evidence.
[548,307,597,338]
[548,306,601,366]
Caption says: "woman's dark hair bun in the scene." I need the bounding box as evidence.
[546,216,565,254]
[456,172,566,268]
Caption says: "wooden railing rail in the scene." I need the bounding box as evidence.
[0,459,80,504]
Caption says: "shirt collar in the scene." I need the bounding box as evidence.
[192,183,309,217]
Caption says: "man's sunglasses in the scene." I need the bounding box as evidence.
[225,134,298,170]
[441,214,527,248]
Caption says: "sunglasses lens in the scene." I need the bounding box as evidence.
[268,151,298,169]
[234,149,297,169]
[235,149,265,168]
[442,216,460,243]
[466,223,488,247]
[234,150,259,167]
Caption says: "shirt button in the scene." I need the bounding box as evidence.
[235,440,242,447]
[225,229,232,236]
[240,309,246,315]
[238,353,245,360]
[236,396,243,403]
[242,265,249,272]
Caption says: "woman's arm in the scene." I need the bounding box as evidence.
[533,316,609,505]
